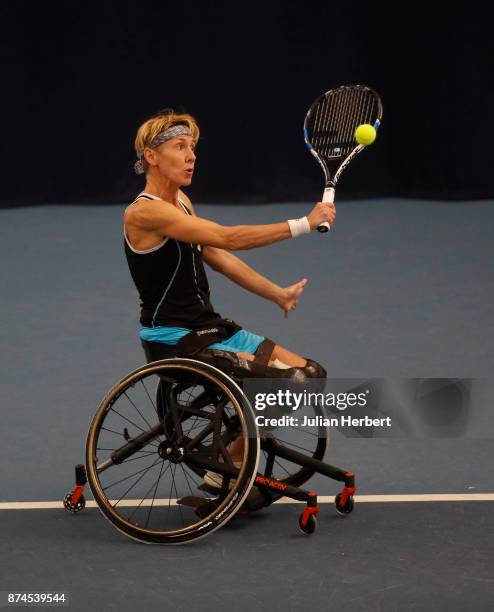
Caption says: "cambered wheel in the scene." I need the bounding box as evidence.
[86,358,260,544]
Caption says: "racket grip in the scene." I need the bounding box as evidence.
[318,187,335,233]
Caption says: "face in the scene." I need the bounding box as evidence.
[145,135,196,186]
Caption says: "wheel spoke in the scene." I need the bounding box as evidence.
[119,451,157,464]
[143,461,171,528]
[126,460,170,523]
[272,457,292,477]
[101,426,130,437]
[170,464,185,527]
[180,464,202,496]
[123,390,154,430]
[108,406,158,445]
[140,378,159,417]
[112,458,163,509]
[269,438,314,454]
[104,457,162,493]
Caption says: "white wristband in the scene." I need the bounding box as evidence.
[287,216,311,238]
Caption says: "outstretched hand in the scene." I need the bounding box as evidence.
[277,278,308,318]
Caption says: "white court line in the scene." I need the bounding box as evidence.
[278,493,494,504]
[1,493,494,510]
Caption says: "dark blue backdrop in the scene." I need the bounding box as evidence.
[0,1,492,206]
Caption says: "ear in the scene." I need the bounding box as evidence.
[144,148,157,167]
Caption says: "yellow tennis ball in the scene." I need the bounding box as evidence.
[355,124,377,145]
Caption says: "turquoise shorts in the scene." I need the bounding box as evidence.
[139,326,265,355]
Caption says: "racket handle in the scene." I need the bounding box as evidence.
[318,187,335,233]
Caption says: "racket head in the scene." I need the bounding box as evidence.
[303,84,383,184]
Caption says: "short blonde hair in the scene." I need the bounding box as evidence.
[134,110,200,173]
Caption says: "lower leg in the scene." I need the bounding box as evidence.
[270,345,307,367]
[238,347,307,368]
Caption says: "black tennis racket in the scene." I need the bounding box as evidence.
[303,84,383,232]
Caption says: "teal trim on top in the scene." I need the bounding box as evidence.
[151,240,182,327]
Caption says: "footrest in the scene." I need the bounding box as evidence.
[198,482,223,495]
[196,483,269,514]
[177,496,219,518]
[177,495,213,508]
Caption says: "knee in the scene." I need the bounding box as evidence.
[262,357,326,383]
[303,358,327,380]
[193,348,327,386]
[268,356,326,378]
[281,358,327,393]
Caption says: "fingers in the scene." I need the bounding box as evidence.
[294,279,307,297]
[318,202,336,225]
[280,278,307,318]
[308,202,336,229]
[291,278,308,291]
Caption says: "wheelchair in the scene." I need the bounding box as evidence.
[64,341,356,544]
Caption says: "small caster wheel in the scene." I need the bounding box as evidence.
[298,513,317,535]
[63,492,86,513]
[335,492,354,516]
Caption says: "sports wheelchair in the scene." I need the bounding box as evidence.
[64,341,356,544]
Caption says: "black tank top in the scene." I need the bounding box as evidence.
[124,192,221,328]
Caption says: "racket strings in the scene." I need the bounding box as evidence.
[308,86,380,160]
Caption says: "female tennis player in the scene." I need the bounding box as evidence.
[124,110,335,469]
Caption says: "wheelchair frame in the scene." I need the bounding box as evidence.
[64,357,356,543]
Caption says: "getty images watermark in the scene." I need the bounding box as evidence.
[253,388,391,429]
[243,378,486,438]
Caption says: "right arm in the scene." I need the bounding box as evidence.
[129,200,335,251]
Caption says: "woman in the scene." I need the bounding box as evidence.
[124,109,335,379]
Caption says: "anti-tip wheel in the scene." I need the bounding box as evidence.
[335,492,354,516]
[63,492,86,513]
[298,513,317,535]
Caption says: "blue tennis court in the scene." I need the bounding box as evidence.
[1,199,493,609]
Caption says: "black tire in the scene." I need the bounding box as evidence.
[335,492,354,516]
[86,358,260,544]
[63,492,86,513]
[298,513,317,535]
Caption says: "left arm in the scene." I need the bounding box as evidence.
[180,191,307,317]
[203,246,282,303]
[203,246,307,318]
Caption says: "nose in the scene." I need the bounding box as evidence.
[187,147,196,163]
